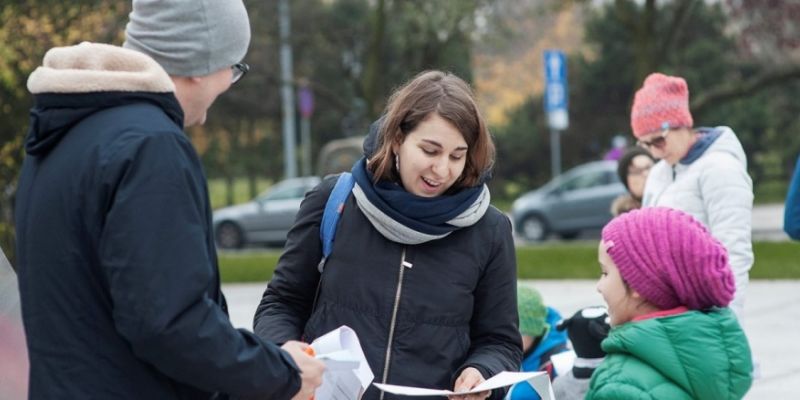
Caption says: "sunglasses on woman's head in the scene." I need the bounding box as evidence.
[637,129,671,150]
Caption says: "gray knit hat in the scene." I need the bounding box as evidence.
[123,0,250,77]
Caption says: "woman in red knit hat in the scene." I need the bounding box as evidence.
[629,72,753,320]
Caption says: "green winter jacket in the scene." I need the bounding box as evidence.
[586,308,752,400]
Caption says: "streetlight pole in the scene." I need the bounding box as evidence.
[279,0,297,179]
[298,82,314,177]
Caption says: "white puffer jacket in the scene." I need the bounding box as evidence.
[643,127,753,318]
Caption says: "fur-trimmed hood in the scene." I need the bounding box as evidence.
[27,42,174,94]
[24,42,182,156]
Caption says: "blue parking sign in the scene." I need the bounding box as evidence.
[543,50,568,130]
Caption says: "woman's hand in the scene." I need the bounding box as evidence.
[449,367,490,400]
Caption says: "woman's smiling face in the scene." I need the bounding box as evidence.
[393,113,468,197]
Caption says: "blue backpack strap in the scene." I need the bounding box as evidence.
[318,172,355,272]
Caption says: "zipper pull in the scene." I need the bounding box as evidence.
[402,260,413,269]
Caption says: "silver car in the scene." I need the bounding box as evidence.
[212,176,321,248]
[510,160,625,241]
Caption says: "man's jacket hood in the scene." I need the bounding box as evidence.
[24,42,182,156]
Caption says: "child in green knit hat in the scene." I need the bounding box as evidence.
[517,285,548,339]
[508,284,569,400]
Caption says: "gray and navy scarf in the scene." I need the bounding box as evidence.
[350,157,491,245]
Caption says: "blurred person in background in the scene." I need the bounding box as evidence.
[630,72,753,319]
[610,147,655,216]
[551,306,610,400]
[506,285,569,400]
[783,154,800,239]
[602,135,628,161]
[0,246,27,400]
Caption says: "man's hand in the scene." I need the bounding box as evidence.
[281,341,325,400]
[449,367,490,400]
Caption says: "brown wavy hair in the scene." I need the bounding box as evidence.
[368,70,495,188]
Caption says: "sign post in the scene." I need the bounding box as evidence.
[543,50,568,178]
[298,83,314,177]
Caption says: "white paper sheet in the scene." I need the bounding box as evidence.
[317,350,361,371]
[310,326,374,400]
[373,371,554,400]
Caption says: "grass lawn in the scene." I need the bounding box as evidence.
[208,178,273,210]
[218,251,282,283]
[516,241,800,279]
[219,241,800,283]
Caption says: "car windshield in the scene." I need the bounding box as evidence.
[257,181,310,202]
[559,169,614,192]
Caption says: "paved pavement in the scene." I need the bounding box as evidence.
[224,280,800,400]
[751,203,789,241]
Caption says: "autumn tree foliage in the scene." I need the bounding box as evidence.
[0,0,129,262]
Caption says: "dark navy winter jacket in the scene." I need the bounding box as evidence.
[254,176,522,400]
[15,90,300,399]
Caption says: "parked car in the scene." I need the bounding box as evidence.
[510,160,625,241]
[212,176,321,248]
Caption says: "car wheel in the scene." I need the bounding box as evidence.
[216,222,244,249]
[520,214,548,242]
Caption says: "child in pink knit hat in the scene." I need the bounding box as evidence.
[586,207,752,400]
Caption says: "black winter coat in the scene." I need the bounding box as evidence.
[254,176,522,400]
[15,91,300,399]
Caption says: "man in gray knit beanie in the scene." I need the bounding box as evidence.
[18,0,325,399]
[123,1,326,397]
[123,0,251,126]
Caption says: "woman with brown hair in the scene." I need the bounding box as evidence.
[254,71,521,400]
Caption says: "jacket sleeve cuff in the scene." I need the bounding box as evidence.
[277,348,303,399]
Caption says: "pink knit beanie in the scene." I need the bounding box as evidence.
[630,73,694,138]
[601,207,735,310]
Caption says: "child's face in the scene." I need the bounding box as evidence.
[596,242,639,326]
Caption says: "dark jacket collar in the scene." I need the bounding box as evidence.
[679,127,722,165]
[26,91,183,156]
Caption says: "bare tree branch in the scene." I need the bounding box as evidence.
[632,0,657,83]
[614,0,637,32]
[692,65,800,116]
[305,79,354,112]
[656,0,698,65]
[362,0,387,119]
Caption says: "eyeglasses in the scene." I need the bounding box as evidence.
[637,129,671,150]
[231,62,249,84]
